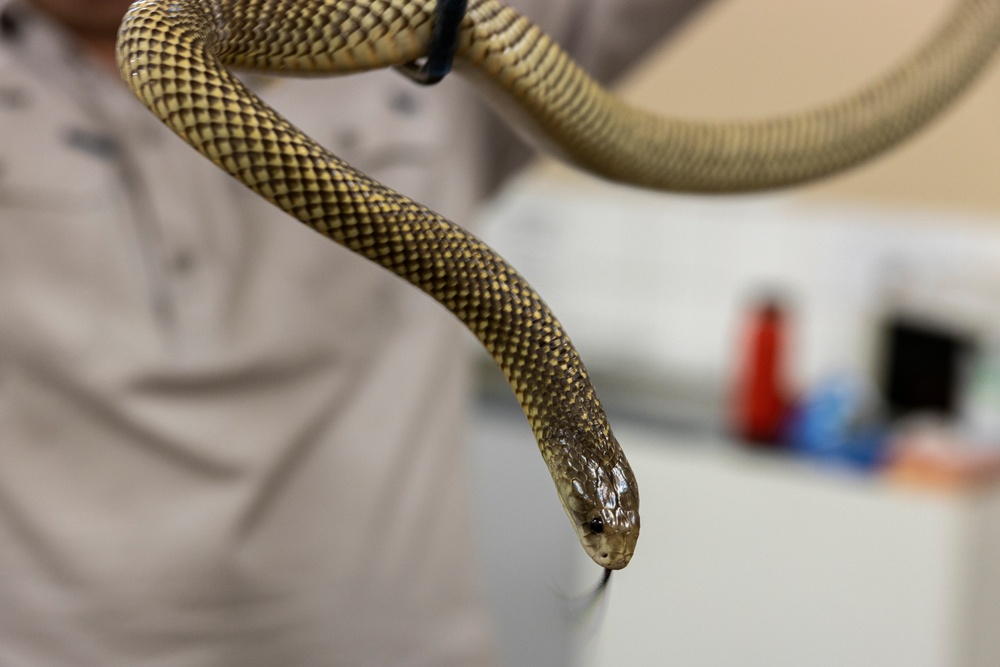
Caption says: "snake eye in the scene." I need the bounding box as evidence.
[589,517,604,534]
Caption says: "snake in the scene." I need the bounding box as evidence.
[115,0,1000,573]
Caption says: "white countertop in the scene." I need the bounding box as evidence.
[468,398,1000,667]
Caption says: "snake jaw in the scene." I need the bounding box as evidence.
[568,505,638,570]
[587,503,639,570]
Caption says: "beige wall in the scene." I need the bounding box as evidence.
[553,0,1000,217]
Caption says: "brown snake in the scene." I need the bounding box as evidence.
[116,0,1000,572]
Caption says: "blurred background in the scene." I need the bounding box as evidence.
[464,0,1000,665]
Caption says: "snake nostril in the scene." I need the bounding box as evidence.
[600,552,609,561]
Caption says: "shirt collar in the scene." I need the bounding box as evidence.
[0,0,170,144]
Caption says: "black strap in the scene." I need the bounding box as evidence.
[398,0,468,86]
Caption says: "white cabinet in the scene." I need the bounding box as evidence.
[580,422,1000,667]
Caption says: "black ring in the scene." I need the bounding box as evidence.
[398,0,468,86]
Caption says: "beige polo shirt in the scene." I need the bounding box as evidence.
[0,4,497,664]
[0,0,699,663]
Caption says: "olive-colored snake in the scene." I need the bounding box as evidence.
[116,0,1000,572]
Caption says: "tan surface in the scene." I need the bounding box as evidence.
[540,0,1000,217]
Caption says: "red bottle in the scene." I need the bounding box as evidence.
[732,297,791,446]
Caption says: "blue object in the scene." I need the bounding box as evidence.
[787,374,889,470]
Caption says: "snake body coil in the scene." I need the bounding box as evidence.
[116,0,1000,571]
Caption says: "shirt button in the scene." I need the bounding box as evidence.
[389,91,419,115]
[172,250,197,274]
[335,129,359,152]
[0,85,29,110]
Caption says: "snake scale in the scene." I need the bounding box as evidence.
[116,0,1000,572]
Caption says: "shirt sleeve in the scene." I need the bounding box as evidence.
[505,0,706,83]
[477,0,710,191]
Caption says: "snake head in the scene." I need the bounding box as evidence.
[560,446,640,570]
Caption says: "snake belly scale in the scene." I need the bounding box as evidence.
[116,0,1000,570]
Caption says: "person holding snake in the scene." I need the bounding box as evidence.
[0,0,703,663]
[2,0,999,663]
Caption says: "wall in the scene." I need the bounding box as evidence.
[547,0,1000,216]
